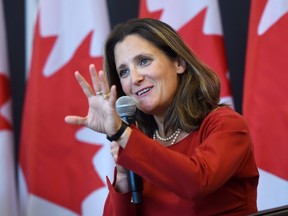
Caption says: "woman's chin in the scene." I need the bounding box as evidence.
[138,103,155,115]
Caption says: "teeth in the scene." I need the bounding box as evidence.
[137,88,151,96]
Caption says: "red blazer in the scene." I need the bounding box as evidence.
[103,107,259,216]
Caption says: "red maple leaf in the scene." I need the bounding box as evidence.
[0,74,12,130]
[177,9,231,98]
[139,0,163,19]
[139,4,231,98]
[244,1,288,180]
[20,16,105,214]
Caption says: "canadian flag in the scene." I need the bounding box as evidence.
[0,0,19,215]
[19,0,114,215]
[243,0,288,210]
[139,0,233,106]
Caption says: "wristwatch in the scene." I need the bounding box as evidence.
[106,120,128,142]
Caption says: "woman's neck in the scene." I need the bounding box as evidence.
[153,115,165,134]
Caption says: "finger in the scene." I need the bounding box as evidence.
[98,70,110,95]
[89,64,102,93]
[64,115,86,125]
[111,140,119,149]
[111,148,118,161]
[111,141,120,160]
[108,85,117,107]
[116,164,127,174]
[75,71,94,97]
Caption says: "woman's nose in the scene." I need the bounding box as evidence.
[130,68,144,84]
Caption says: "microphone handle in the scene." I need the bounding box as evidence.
[122,116,143,204]
[127,170,143,204]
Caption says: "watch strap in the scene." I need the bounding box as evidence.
[106,120,128,142]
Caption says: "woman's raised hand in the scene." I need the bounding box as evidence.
[64,64,122,136]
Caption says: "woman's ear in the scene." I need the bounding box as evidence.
[176,58,186,74]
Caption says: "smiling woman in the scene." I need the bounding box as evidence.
[65,18,259,216]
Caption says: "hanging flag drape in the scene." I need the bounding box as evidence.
[243,0,288,210]
[0,0,19,215]
[19,0,114,215]
[139,0,233,106]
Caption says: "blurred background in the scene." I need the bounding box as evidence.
[1,0,287,215]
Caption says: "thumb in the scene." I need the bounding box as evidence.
[64,115,86,125]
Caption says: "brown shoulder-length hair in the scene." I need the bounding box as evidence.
[104,18,222,137]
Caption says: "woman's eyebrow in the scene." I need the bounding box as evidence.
[116,53,153,71]
[117,63,127,71]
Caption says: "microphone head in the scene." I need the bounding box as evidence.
[116,96,137,117]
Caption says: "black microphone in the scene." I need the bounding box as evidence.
[116,96,143,204]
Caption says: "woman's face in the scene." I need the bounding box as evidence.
[114,34,185,116]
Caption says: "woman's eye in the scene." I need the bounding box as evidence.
[119,69,129,78]
[139,58,151,66]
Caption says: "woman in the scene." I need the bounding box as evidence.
[65,18,259,215]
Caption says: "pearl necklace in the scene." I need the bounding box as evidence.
[153,128,181,146]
